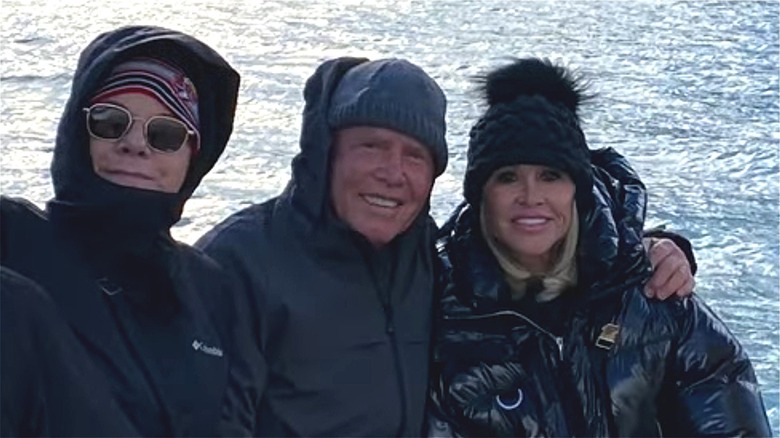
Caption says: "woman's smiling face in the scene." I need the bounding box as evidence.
[482,164,575,273]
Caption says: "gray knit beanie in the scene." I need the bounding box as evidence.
[327,58,448,176]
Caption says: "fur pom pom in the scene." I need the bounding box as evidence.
[477,58,590,116]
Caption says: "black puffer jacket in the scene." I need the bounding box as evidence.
[428,148,771,437]
[196,57,438,436]
[0,26,251,436]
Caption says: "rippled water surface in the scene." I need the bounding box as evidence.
[2,0,778,431]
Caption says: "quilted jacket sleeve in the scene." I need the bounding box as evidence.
[662,295,772,437]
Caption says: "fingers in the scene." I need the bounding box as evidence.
[678,275,695,298]
[649,264,691,300]
[645,239,676,295]
[644,238,694,300]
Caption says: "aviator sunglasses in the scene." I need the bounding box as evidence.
[83,103,195,153]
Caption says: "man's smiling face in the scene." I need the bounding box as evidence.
[329,126,435,247]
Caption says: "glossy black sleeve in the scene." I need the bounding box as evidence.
[660,296,771,436]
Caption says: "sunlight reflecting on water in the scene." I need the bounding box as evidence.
[3,0,778,430]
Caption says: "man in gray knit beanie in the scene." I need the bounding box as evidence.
[198,56,451,435]
[324,58,448,247]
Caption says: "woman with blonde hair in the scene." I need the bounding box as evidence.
[428,58,771,437]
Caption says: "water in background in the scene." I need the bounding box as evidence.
[2,0,778,431]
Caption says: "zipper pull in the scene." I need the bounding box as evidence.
[555,337,564,360]
[595,323,620,350]
[386,320,395,335]
[383,304,395,335]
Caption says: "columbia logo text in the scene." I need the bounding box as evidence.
[191,340,223,357]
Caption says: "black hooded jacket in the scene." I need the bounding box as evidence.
[1,267,137,437]
[0,26,245,436]
[428,148,771,437]
[196,57,439,436]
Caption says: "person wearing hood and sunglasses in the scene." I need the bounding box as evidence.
[0,26,253,436]
[427,58,771,437]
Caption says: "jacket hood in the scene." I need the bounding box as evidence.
[49,25,240,230]
[577,147,650,296]
[441,147,650,306]
[281,57,435,245]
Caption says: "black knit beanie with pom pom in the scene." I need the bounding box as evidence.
[464,58,594,211]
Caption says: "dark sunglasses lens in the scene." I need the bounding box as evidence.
[147,118,189,152]
[88,105,130,139]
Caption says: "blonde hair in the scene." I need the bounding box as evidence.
[480,203,579,302]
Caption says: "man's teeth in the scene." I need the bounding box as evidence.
[515,218,547,226]
[364,195,400,208]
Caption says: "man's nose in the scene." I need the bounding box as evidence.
[376,150,405,186]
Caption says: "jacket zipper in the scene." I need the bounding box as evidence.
[382,301,408,435]
[365,245,409,435]
[444,310,564,360]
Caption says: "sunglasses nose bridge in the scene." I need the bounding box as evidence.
[118,117,151,155]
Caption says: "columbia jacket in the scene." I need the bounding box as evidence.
[196,57,439,436]
[0,26,248,436]
[428,148,771,437]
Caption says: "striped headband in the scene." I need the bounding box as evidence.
[91,57,200,145]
